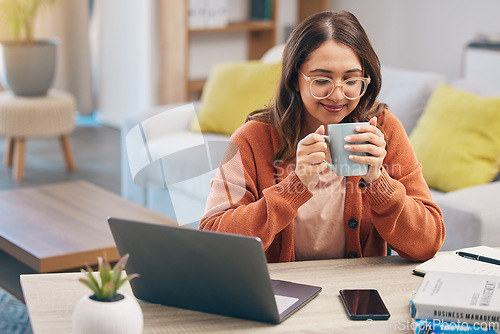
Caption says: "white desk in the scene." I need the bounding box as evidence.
[21,255,423,333]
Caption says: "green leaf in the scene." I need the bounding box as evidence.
[77,254,139,297]
[99,255,112,286]
[101,281,116,300]
[111,253,129,285]
[78,278,99,296]
[115,273,139,291]
[82,264,100,291]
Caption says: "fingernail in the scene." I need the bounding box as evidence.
[355,126,360,131]
[345,136,351,141]
[344,145,352,150]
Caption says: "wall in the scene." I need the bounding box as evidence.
[96,0,156,127]
[186,0,500,96]
[93,0,297,126]
[189,1,247,80]
[190,0,298,80]
[37,1,93,115]
[330,0,500,80]
[94,0,500,126]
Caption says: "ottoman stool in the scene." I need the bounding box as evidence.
[0,89,76,180]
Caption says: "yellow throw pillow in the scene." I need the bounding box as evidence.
[190,61,281,135]
[410,84,500,192]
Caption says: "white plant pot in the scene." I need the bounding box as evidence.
[72,293,143,334]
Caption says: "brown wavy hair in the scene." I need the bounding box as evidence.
[247,10,387,163]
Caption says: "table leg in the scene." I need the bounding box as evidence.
[4,137,14,167]
[60,135,76,171]
[12,138,26,180]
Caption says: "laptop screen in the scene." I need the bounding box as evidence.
[108,217,321,324]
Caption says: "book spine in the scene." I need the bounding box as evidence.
[468,41,500,49]
[413,318,499,334]
[250,0,273,21]
[265,0,273,20]
[412,301,500,328]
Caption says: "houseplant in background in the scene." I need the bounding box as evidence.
[0,0,59,96]
[72,253,143,334]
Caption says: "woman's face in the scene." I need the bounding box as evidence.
[298,40,364,133]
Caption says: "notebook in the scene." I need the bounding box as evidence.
[413,246,500,277]
[107,217,322,324]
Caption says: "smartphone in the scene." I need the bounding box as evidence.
[339,289,390,320]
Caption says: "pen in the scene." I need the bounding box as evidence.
[456,251,500,266]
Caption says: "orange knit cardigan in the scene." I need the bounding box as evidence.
[199,110,445,262]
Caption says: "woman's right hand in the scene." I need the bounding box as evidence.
[295,125,328,189]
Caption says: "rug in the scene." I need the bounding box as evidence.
[0,287,32,334]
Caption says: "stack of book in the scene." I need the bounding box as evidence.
[188,0,229,29]
[188,0,274,29]
[413,318,498,334]
[411,246,500,334]
[250,0,273,21]
[468,33,500,49]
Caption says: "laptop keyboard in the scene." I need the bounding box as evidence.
[274,295,299,314]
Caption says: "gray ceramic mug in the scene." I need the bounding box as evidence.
[321,122,369,176]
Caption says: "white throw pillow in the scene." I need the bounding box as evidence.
[261,44,285,63]
[378,66,446,135]
[450,78,500,97]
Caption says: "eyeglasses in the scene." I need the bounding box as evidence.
[300,72,371,100]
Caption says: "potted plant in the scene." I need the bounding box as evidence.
[72,253,144,334]
[0,0,59,96]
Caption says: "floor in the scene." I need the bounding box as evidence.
[0,286,32,334]
[0,123,121,194]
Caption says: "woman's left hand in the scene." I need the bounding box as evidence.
[344,116,386,184]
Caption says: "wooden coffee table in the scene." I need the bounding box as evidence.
[0,180,176,299]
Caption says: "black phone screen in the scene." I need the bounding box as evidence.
[339,289,390,320]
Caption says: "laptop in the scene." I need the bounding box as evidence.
[108,217,322,324]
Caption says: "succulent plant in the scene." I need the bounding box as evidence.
[79,253,139,301]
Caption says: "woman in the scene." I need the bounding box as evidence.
[199,11,445,262]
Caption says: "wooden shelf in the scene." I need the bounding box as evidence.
[158,0,330,104]
[158,0,278,104]
[298,0,330,22]
[189,20,275,35]
[188,79,206,94]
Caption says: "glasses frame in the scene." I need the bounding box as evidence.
[300,72,371,100]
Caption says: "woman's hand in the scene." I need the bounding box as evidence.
[345,117,387,184]
[295,125,328,189]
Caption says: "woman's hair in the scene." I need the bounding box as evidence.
[248,10,387,163]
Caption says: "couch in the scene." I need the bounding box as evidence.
[121,46,500,252]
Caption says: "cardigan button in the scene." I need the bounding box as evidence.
[347,252,358,258]
[348,218,359,229]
